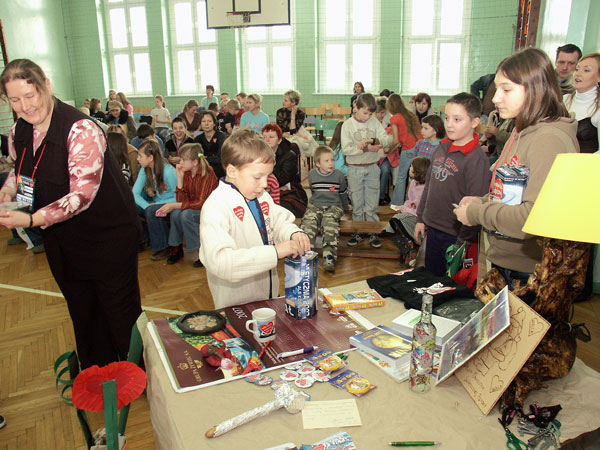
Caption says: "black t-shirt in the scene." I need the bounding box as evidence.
[367,266,474,310]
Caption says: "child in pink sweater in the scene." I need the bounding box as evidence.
[386,157,430,237]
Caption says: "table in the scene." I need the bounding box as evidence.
[144,281,600,449]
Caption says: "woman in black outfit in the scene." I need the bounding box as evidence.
[0,59,142,369]
[194,110,227,179]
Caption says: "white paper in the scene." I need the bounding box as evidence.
[301,399,362,429]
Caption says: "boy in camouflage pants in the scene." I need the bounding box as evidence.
[301,146,349,272]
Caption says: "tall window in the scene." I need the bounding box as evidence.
[317,0,379,93]
[240,24,295,94]
[169,0,219,94]
[403,0,470,94]
[104,0,152,94]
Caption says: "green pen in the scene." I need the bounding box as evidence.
[388,442,440,447]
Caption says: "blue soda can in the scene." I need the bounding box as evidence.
[284,251,318,319]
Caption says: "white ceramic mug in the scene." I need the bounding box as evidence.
[245,307,276,342]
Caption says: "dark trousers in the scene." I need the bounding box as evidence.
[44,225,142,369]
[425,226,457,277]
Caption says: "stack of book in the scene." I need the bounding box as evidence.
[349,325,412,371]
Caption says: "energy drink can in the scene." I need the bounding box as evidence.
[284,251,318,319]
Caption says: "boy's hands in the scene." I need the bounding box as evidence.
[274,232,311,259]
[291,231,311,253]
[414,222,426,244]
[358,140,382,152]
[275,241,303,259]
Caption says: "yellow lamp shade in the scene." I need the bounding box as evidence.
[522,153,600,244]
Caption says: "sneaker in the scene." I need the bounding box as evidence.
[31,243,45,254]
[167,246,183,265]
[0,415,5,429]
[369,234,382,248]
[322,255,336,272]
[347,234,363,246]
[193,259,203,268]
[7,237,23,245]
[151,247,172,261]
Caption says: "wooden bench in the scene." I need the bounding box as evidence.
[292,206,400,259]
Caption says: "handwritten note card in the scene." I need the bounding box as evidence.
[455,291,550,415]
[302,399,363,429]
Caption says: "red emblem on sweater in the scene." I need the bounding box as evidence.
[329,186,335,192]
[233,206,245,221]
[260,201,269,216]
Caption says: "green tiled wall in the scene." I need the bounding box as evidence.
[2,0,74,102]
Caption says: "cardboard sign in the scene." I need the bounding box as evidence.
[455,291,550,415]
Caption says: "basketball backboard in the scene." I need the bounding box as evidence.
[206,0,290,29]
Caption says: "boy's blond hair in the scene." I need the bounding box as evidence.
[247,93,262,104]
[313,145,334,164]
[227,98,241,112]
[221,129,275,169]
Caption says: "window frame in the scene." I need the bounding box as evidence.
[168,0,220,95]
[316,0,381,94]
[103,0,153,95]
[239,23,296,95]
[402,0,472,95]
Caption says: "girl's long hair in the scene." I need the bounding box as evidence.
[386,94,420,140]
[107,132,130,169]
[496,47,568,131]
[411,157,431,184]
[139,139,166,194]
[117,92,131,107]
[328,121,344,151]
[179,143,210,177]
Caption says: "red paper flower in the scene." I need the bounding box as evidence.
[72,361,147,412]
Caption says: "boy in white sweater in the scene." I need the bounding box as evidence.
[199,129,310,309]
[341,93,391,248]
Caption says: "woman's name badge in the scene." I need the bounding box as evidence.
[16,175,35,211]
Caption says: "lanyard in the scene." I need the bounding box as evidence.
[16,143,48,181]
[488,128,518,195]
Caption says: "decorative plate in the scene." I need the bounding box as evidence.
[176,310,226,335]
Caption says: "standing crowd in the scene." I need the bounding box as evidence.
[0,43,597,373]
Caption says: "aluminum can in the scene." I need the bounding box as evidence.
[284,251,318,319]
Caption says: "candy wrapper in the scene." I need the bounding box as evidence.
[299,431,357,450]
[304,349,347,373]
[328,370,376,396]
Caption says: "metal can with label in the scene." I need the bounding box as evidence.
[284,251,318,319]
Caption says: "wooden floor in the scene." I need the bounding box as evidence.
[0,226,598,449]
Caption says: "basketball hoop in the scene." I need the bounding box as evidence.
[226,11,252,29]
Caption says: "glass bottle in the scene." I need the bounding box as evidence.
[409,294,437,393]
